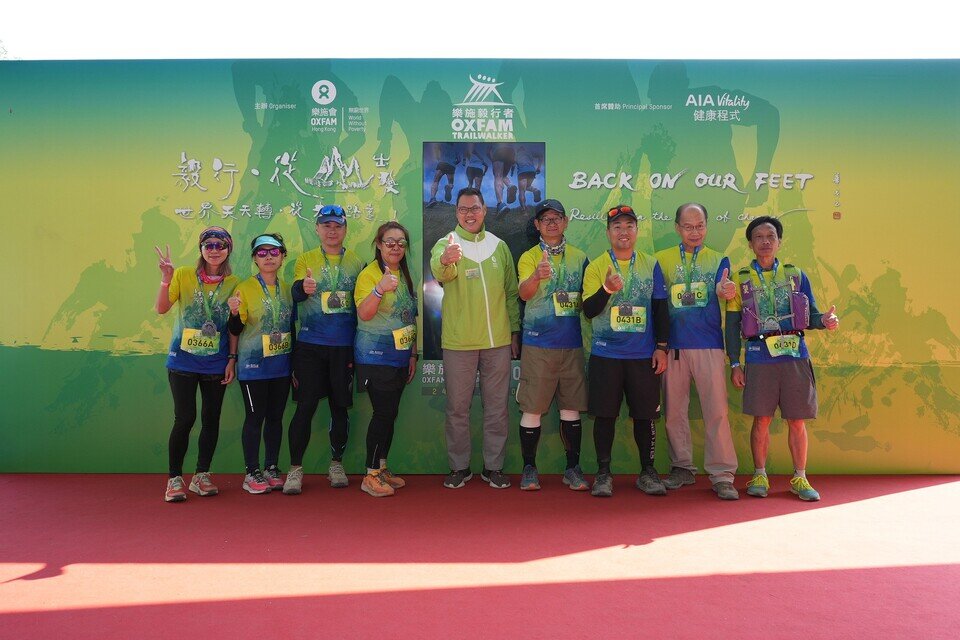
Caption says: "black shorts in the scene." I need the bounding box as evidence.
[436,162,455,178]
[587,354,662,419]
[292,342,354,408]
[466,166,484,181]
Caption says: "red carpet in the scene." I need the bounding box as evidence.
[2,474,958,639]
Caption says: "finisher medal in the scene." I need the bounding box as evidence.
[401,310,414,324]
[556,291,569,303]
[328,292,342,309]
[619,305,633,316]
[680,291,696,307]
[201,320,217,337]
[762,316,780,332]
[270,330,282,345]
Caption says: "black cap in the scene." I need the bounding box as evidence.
[535,198,566,218]
[606,204,638,226]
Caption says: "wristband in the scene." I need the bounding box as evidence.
[373,287,383,298]
[602,283,614,294]
[227,354,238,360]
[160,281,171,287]
[730,362,741,369]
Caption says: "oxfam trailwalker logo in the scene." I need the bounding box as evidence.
[450,73,515,141]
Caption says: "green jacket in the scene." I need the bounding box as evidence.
[430,225,520,350]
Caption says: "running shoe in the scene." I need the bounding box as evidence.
[264,465,284,490]
[361,470,395,497]
[443,468,473,489]
[283,466,304,495]
[519,465,541,491]
[635,468,667,496]
[662,467,695,490]
[328,460,349,488]
[712,481,740,501]
[188,472,218,497]
[379,466,406,489]
[481,468,511,489]
[746,473,769,498]
[506,185,518,203]
[243,469,270,494]
[790,476,821,502]
[591,472,613,497]
[165,476,187,503]
[562,465,590,491]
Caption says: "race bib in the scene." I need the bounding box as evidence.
[764,334,801,358]
[610,305,647,333]
[321,291,351,313]
[261,331,293,357]
[670,281,709,308]
[465,268,481,280]
[180,328,220,356]
[552,291,581,316]
[392,324,417,351]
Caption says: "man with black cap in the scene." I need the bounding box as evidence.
[515,199,590,491]
[284,204,366,494]
[581,204,670,497]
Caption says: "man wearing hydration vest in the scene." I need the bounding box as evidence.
[725,216,840,501]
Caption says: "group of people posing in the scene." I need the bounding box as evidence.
[158,187,839,504]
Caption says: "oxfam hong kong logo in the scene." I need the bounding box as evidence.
[458,74,510,106]
[312,80,337,105]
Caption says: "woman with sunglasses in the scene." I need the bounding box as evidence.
[354,222,418,497]
[228,234,295,494]
[155,227,239,503]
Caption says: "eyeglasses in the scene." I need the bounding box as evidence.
[538,216,563,226]
[255,248,282,258]
[457,205,483,215]
[381,239,408,249]
[607,205,635,217]
[202,241,228,251]
[679,224,706,233]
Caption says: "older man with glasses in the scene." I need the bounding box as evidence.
[431,187,521,489]
[655,202,740,500]
[514,199,590,491]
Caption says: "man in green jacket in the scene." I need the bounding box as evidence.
[431,187,521,489]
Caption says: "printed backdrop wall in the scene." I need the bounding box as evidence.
[1,59,958,474]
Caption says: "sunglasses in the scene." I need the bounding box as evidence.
[381,239,408,249]
[202,241,228,251]
[255,248,282,258]
[607,205,635,217]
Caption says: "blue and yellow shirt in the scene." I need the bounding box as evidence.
[354,262,419,368]
[583,251,667,360]
[293,247,365,347]
[517,243,587,350]
[165,266,238,374]
[654,245,730,350]
[236,274,294,381]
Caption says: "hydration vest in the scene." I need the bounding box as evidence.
[738,263,810,338]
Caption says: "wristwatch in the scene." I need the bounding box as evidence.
[656,344,669,353]
[730,362,741,369]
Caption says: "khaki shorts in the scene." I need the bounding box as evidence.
[516,345,588,414]
[743,358,818,420]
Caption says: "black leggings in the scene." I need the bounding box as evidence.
[167,369,227,477]
[593,417,656,474]
[288,344,353,464]
[240,377,290,473]
[359,364,408,470]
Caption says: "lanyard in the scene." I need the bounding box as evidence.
[751,258,781,316]
[256,273,282,328]
[608,250,636,304]
[321,248,345,292]
[195,271,224,322]
[678,243,701,292]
